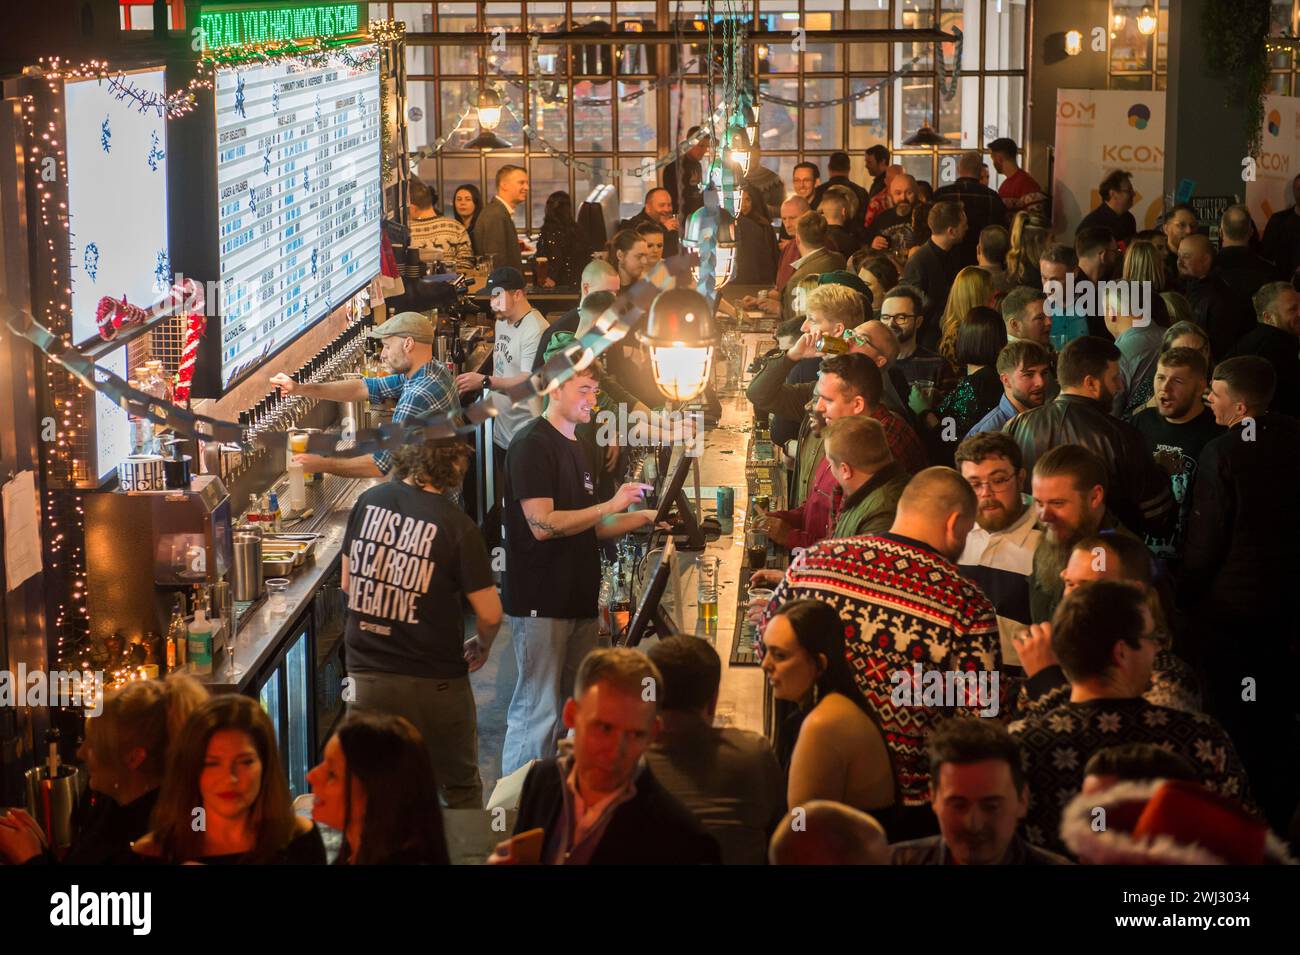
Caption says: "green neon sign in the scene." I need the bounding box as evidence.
[198,2,364,51]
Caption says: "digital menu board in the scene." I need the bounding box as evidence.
[63,68,170,481]
[214,44,382,388]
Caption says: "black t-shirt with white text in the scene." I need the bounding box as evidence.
[1132,407,1225,561]
[343,481,494,678]
[503,416,601,619]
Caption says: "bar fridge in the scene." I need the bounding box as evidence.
[254,617,313,798]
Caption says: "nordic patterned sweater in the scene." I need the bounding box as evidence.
[762,532,1003,806]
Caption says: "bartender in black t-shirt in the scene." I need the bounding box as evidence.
[499,359,660,775]
[341,439,502,810]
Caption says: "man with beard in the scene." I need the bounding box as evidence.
[1026,444,1141,623]
[1130,348,1224,566]
[1001,286,1053,348]
[966,340,1052,437]
[955,433,1042,671]
[880,284,945,388]
[1003,336,1176,539]
[1075,169,1137,246]
[864,173,927,260]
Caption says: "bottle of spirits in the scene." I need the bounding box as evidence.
[610,561,631,643]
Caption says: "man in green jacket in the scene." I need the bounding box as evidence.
[823,416,911,538]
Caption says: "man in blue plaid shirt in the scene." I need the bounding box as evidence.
[271,311,460,479]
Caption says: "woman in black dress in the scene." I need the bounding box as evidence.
[131,695,324,864]
[917,306,1008,466]
[535,190,587,287]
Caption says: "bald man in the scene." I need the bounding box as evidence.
[863,164,905,230]
[1217,204,1276,301]
[532,259,621,371]
[864,173,927,257]
[933,150,1008,268]
[1176,233,1257,358]
[768,801,890,865]
[851,317,917,425]
[761,466,1001,840]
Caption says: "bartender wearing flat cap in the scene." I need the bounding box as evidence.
[270,311,460,479]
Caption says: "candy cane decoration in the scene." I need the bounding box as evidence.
[174,309,207,405]
[95,295,149,340]
[94,278,204,341]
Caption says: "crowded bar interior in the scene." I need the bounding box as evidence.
[0,0,1299,919]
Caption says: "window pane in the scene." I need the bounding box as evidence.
[441,156,482,212]
[804,78,844,151]
[617,81,658,153]
[1271,1,1295,70]
[1110,0,1154,73]
[669,1,710,74]
[534,2,569,76]
[406,80,435,151]
[573,2,615,75]
[848,5,889,71]
[617,159,658,222]
[805,0,844,73]
[985,0,1026,71]
[940,0,979,71]
[393,3,432,33]
[439,80,478,149]
[670,80,715,143]
[405,43,433,76]
[529,156,571,231]
[1268,72,1292,95]
[759,1,801,74]
[616,1,656,74]
[756,78,799,151]
[847,81,888,151]
[937,75,980,150]
[896,0,935,72]
[1156,0,1171,72]
[485,3,524,75]
[982,74,1024,148]
[1109,74,1153,91]
[898,153,935,191]
[895,77,934,148]
[574,81,615,151]
[437,3,479,74]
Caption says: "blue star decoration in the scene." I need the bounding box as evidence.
[263,144,271,176]
[303,165,311,192]
[235,74,246,119]
[147,130,166,172]
[311,247,318,278]
[154,250,171,289]
[84,243,100,282]
[100,116,112,153]
[249,187,258,214]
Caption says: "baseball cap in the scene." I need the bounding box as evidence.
[487,266,527,293]
[367,311,436,343]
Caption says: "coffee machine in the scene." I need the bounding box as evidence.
[84,475,232,646]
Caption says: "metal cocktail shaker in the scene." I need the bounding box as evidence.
[231,532,263,601]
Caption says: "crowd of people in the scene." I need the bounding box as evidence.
[7,145,1300,868]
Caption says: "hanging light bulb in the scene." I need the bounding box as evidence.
[682,199,738,291]
[731,98,757,147]
[1063,30,1083,57]
[1111,13,1126,31]
[722,124,751,177]
[1137,6,1157,36]
[707,158,743,216]
[475,87,503,131]
[638,288,720,402]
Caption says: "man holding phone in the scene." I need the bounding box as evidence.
[499,362,660,776]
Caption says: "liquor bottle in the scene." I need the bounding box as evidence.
[815,332,853,355]
[168,595,188,670]
[268,491,283,532]
[610,562,631,641]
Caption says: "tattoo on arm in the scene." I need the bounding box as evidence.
[526,513,565,539]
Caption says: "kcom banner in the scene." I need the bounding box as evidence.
[1052,90,1167,239]
[1245,95,1300,234]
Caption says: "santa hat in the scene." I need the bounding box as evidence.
[1060,779,1295,865]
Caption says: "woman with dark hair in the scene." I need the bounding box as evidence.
[849,250,901,316]
[132,695,324,864]
[0,674,208,865]
[728,185,780,286]
[535,190,586,288]
[307,713,450,865]
[918,306,1008,465]
[760,599,896,817]
[453,184,484,250]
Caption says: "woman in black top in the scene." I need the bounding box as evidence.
[729,185,780,287]
[453,184,484,251]
[132,695,324,864]
[307,712,450,864]
[535,190,586,288]
[0,674,208,865]
[918,306,1008,466]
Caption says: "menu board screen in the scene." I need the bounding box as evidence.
[214,44,381,388]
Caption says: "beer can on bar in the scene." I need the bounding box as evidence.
[716,486,734,518]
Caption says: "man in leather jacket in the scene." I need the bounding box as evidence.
[1003,336,1176,539]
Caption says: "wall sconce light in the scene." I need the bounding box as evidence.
[1137,6,1157,36]
[1064,30,1083,56]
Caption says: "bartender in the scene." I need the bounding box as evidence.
[269,311,459,479]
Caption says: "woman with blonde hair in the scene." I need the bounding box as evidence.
[1005,211,1050,289]
[0,673,207,865]
[938,266,995,366]
[1122,238,1194,326]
